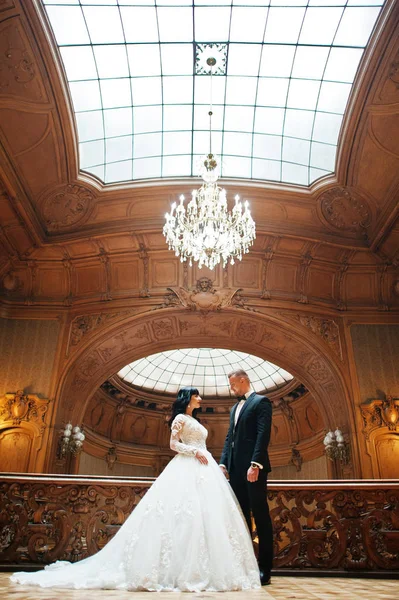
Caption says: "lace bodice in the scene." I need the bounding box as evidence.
[170,414,208,456]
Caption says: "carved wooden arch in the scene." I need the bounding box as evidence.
[55,308,352,437]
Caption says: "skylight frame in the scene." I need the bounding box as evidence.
[118,348,294,397]
[43,0,385,186]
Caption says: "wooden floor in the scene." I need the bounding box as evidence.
[2,573,399,599]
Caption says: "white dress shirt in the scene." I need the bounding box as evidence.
[220,390,263,471]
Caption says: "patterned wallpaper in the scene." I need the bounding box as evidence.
[0,318,60,397]
[351,325,399,402]
[271,455,328,480]
[78,452,155,477]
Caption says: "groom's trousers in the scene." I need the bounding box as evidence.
[229,467,273,577]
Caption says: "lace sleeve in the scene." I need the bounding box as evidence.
[170,415,198,456]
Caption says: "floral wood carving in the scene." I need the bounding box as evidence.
[306,357,330,383]
[236,320,258,342]
[282,313,343,360]
[43,184,93,231]
[1,476,398,572]
[320,187,371,234]
[159,278,244,313]
[0,390,49,427]
[152,318,174,340]
[361,396,399,438]
[0,23,43,101]
[68,311,132,353]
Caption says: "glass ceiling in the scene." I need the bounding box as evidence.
[43,1,384,186]
[118,348,293,396]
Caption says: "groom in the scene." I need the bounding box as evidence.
[220,369,273,585]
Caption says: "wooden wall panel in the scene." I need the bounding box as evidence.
[275,238,308,255]
[74,264,104,296]
[0,429,31,472]
[150,258,178,288]
[270,413,290,446]
[35,267,67,297]
[110,258,140,293]
[120,414,161,446]
[267,260,298,294]
[2,225,32,256]
[232,258,262,289]
[307,267,335,301]
[345,272,377,303]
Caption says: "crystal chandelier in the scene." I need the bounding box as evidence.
[163,58,256,270]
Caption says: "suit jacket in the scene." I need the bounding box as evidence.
[220,392,272,476]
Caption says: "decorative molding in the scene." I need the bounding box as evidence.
[151,318,174,340]
[235,320,258,342]
[261,242,277,299]
[158,278,244,313]
[281,313,343,360]
[138,242,150,298]
[105,446,117,470]
[388,51,399,89]
[1,476,398,572]
[289,447,303,472]
[42,184,93,231]
[320,187,371,235]
[0,390,49,429]
[0,22,42,100]
[360,395,399,438]
[276,397,294,422]
[68,310,132,354]
[1,271,21,294]
[306,357,331,383]
[377,262,389,311]
[99,247,112,302]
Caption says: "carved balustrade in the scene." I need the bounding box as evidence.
[1,475,398,573]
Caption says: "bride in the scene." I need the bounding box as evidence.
[11,387,261,592]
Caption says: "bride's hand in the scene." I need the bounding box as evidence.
[195,450,208,465]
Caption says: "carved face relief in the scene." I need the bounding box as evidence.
[196,277,213,293]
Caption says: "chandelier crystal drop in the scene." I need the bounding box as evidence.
[163,57,256,270]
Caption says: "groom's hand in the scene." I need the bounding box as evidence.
[247,465,259,483]
[219,465,229,479]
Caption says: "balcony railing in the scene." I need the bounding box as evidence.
[1,474,398,574]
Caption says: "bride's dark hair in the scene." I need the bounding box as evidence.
[169,386,200,428]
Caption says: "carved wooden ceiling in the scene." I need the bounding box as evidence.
[0,0,398,311]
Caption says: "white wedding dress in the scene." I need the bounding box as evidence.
[11,414,260,592]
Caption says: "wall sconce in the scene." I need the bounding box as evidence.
[323,428,350,464]
[60,422,85,457]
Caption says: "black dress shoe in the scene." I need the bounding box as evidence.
[259,571,271,585]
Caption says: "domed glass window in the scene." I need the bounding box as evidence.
[118,348,293,396]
